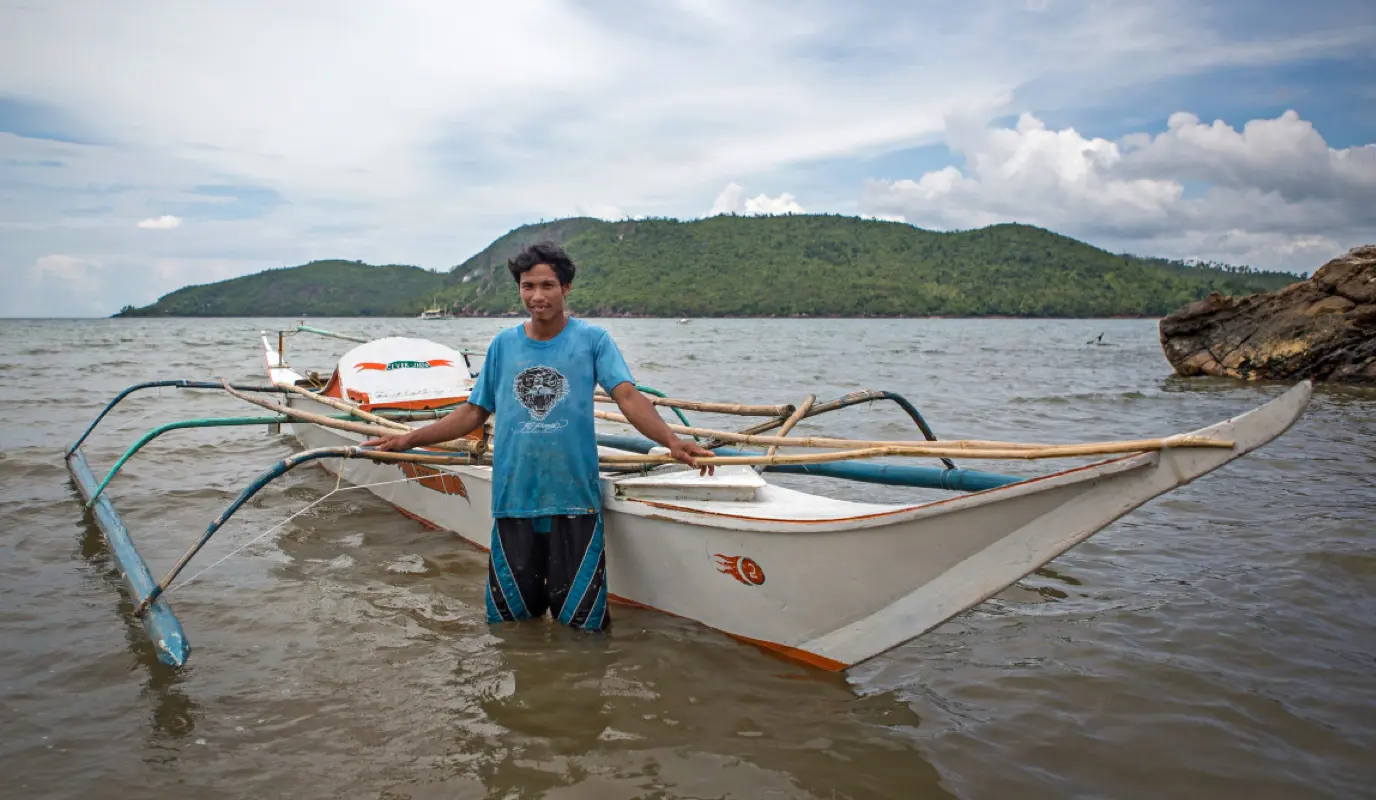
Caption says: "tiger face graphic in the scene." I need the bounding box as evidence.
[513,366,569,421]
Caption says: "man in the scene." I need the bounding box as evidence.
[363,241,714,632]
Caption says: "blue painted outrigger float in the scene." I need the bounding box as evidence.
[64,381,293,666]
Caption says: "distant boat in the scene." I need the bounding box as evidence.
[418,294,453,320]
[678,318,691,324]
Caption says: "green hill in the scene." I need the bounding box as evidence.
[114,259,448,317]
[115,215,1301,318]
[436,215,1298,317]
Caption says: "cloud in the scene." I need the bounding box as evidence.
[709,183,748,216]
[709,182,806,216]
[34,253,101,285]
[575,203,626,221]
[1,1,1374,313]
[860,109,1376,270]
[1115,110,1376,203]
[136,214,183,229]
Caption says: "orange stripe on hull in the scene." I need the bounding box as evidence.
[728,633,848,672]
[393,506,444,531]
[601,595,848,672]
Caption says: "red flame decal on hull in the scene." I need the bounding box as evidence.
[713,554,766,586]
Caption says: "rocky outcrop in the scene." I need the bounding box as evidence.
[1159,245,1376,384]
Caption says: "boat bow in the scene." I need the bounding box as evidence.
[796,381,1313,668]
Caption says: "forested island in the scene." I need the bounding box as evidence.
[114,215,1300,318]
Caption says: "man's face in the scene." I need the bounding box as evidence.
[519,263,570,323]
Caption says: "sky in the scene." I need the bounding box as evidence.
[2,0,1374,317]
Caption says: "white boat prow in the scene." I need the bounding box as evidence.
[799,381,1313,668]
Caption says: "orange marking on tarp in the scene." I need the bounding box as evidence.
[354,361,389,371]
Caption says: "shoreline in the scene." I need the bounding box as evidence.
[100,312,1165,321]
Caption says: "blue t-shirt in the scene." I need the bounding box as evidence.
[467,317,635,518]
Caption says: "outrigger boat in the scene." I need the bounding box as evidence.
[65,323,1312,671]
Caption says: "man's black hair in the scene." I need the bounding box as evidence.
[508,241,576,285]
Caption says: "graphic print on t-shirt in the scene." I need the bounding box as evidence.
[513,365,569,421]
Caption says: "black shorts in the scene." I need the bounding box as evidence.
[484,513,609,631]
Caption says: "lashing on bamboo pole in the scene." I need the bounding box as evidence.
[756,394,815,474]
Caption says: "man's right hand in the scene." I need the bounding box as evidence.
[356,405,487,455]
[360,433,411,452]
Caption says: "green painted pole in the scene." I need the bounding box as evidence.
[84,409,458,507]
[86,416,289,507]
[634,384,696,431]
[291,323,486,356]
[87,383,685,508]
[293,323,369,343]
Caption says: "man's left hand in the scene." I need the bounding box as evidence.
[669,438,716,475]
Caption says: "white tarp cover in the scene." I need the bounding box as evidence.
[326,337,474,409]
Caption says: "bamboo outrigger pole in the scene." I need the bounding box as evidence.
[599,438,1222,465]
[593,391,793,418]
[756,394,815,473]
[593,410,1233,456]
[271,380,412,432]
[222,381,483,454]
[238,380,1231,461]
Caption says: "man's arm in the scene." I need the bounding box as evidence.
[610,382,715,474]
[361,403,490,452]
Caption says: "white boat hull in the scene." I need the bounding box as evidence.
[274,378,1312,671]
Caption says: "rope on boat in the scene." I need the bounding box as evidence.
[165,470,433,595]
[133,445,483,617]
